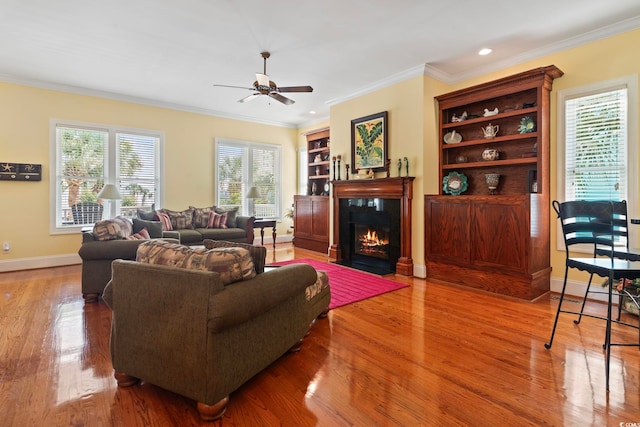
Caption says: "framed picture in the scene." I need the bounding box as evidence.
[351,111,388,172]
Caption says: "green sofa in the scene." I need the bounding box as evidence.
[102,240,330,421]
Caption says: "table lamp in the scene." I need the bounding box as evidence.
[97,183,122,219]
[245,186,260,218]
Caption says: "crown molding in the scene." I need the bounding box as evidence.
[325,64,425,107]
[0,74,298,128]
[425,15,640,84]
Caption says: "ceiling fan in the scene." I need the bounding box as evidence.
[214,52,313,105]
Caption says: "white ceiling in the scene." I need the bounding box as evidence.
[2,0,640,128]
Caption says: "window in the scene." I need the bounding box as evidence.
[51,120,162,232]
[557,75,638,248]
[215,139,281,219]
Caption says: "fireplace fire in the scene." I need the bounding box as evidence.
[355,225,390,260]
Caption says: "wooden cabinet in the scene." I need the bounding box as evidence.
[293,128,330,253]
[425,66,563,300]
[293,195,329,253]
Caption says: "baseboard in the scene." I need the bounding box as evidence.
[251,235,294,246]
[550,276,611,303]
[0,254,81,272]
[413,264,427,278]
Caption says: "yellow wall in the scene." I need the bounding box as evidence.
[2,27,640,284]
[329,28,640,281]
[0,83,297,262]
[329,76,426,272]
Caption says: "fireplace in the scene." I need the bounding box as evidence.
[330,177,414,276]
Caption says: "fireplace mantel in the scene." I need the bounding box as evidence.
[330,177,414,276]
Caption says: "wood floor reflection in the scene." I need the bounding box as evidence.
[1,243,639,426]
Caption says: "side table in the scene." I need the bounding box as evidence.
[254,219,277,248]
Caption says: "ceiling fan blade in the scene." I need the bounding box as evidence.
[214,84,256,92]
[256,73,270,87]
[276,85,313,93]
[238,93,261,103]
[269,92,294,105]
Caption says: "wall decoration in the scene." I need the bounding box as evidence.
[0,163,42,181]
[351,111,388,172]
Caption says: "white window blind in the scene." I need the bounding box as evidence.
[54,126,108,227]
[118,133,160,217]
[215,139,281,219]
[52,121,162,231]
[564,88,628,201]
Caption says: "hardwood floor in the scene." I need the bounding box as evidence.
[1,243,639,426]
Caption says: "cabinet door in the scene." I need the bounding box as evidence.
[310,197,329,239]
[470,198,528,272]
[294,197,314,238]
[425,197,470,264]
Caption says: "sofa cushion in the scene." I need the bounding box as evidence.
[215,206,239,228]
[126,228,150,240]
[136,209,158,221]
[198,227,248,242]
[208,211,228,229]
[136,240,256,285]
[190,205,216,228]
[92,216,133,241]
[158,208,195,230]
[132,218,163,238]
[204,239,266,274]
[156,211,173,231]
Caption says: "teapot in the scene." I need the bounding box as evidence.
[482,148,499,161]
[481,124,499,138]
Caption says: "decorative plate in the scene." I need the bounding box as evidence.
[443,130,462,144]
[442,171,468,196]
[518,116,535,134]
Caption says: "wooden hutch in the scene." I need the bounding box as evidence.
[425,66,563,300]
[293,128,330,253]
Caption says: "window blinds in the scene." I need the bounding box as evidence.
[564,88,628,201]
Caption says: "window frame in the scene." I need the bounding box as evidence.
[556,75,638,251]
[214,138,282,220]
[49,119,164,234]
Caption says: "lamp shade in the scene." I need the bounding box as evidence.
[97,184,122,200]
[245,186,260,199]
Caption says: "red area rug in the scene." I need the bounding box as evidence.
[267,258,409,309]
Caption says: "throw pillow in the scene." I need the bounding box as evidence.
[132,218,163,238]
[208,211,228,229]
[190,205,216,229]
[136,240,256,285]
[92,216,133,241]
[136,208,158,221]
[215,206,239,228]
[156,211,173,231]
[126,228,151,240]
[158,208,195,230]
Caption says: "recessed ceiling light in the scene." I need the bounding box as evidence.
[309,110,316,115]
[478,48,493,56]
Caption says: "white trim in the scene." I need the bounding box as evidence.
[0,254,80,272]
[555,74,639,252]
[425,16,640,85]
[50,119,164,233]
[215,138,282,219]
[550,276,618,305]
[325,64,425,107]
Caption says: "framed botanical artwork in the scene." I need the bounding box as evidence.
[351,111,388,172]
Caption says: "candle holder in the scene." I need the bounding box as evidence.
[337,156,341,180]
[332,156,336,180]
[345,164,350,180]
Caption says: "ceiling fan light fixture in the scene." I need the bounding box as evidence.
[214,51,312,105]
